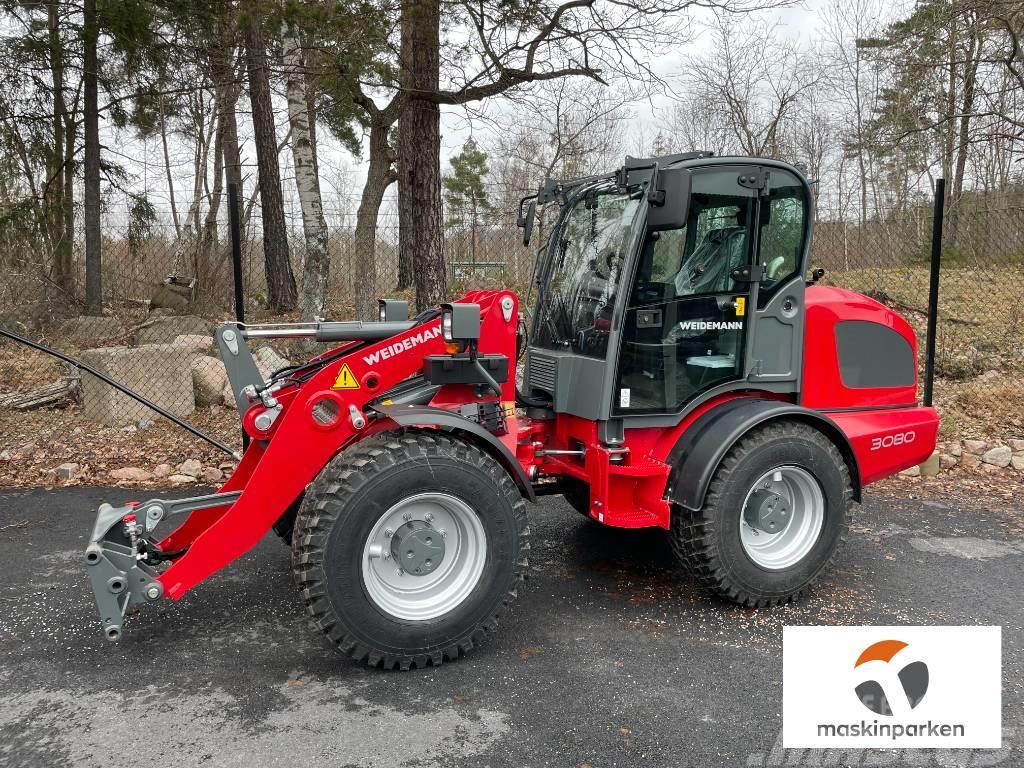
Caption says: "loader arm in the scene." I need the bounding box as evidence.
[85,291,520,639]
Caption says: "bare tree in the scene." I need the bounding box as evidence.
[683,17,817,159]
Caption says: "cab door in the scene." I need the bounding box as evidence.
[612,166,761,416]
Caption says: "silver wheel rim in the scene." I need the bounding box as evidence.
[739,465,825,570]
[361,492,487,621]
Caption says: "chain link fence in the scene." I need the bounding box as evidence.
[0,193,1021,484]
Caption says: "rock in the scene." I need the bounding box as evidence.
[1007,439,1024,452]
[961,453,980,469]
[939,454,958,469]
[950,442,962,458]
[0,449,12,461]
[963,439,987,455]
[254,346,290,377]
[200,466,224,484]
[168,474,196,484]
[1011,454,1024,471]
[137,418,155,431]
[980,463,1003,475]
[153,463,173,478]
[80,344,196,426]
[178,458,203,476]
[190,356,228,407]
[900,465,921,477]
[109,467,154,482]
[919,451,940,477]
[57,316,126,347]
[50,462,80,481]
[150,281,194,311]
[174,334,215,355]
[134,315,214,346]
[981,445,1012,468]
[979,369,1001,382]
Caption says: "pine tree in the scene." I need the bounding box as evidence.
[443,138,493,267]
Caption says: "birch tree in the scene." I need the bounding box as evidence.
[284,27,330,323]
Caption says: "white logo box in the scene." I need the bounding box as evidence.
[783,626,1002,749]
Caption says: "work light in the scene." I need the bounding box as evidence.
[377,298,409,322]
[440,303,481,343]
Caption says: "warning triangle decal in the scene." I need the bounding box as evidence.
[331,364,360,390]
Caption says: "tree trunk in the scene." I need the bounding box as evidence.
[82,0,102,315]
[244,6,297,312]
[398,0,446,310]
[47,1,73,293]
[159,97,181,239]
[284,29,330,323]
[354,114,397,320]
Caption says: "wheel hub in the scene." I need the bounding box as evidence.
[744,489,790,534]
[390,520,445,576]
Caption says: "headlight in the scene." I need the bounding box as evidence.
[442,310,454,341]
[377,298,409,322]
[440,303,481,343]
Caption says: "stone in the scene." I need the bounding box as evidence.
[1011,454,1024,471]
[190,356,228,407]
[152,463,173,478]
[963,439,987,455]
[80,345,196,426]
[174,334,216,355]
[178,458,203,476]
[134,315,214,346]
[254,346,290,377]
[900,465,921,477]
[137,418,155,431]
[980,463,1002,475]
[1007,439,1024,452]
[980,369,1001,382]
[56,316,126,347]
[109,467,154,482]
[981,445,1012,468]
[200,466,224,484]
[150,282,193,311]
[961,453,980,469]
[0,449,12,461]
[168,474,196,484]
[949,442,962,458]
[50,462,80,481]
[919,451,941,477]
[939,454,958,469]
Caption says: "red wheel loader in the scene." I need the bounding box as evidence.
[85,153,938,669]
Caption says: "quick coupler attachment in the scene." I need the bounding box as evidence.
[84,503,164,641]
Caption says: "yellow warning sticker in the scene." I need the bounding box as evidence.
[735,296,746,316]
[331,363,360,390]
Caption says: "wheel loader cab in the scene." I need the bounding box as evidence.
[525,157,811,420]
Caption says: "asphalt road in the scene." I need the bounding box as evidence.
[0,485,1020,768]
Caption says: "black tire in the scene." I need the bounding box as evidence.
[291,430,529,670]
[670,420,851,607]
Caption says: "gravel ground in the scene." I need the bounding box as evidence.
[0,485,1020,767]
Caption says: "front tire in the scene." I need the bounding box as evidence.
[292,430,529,669]
[670,420,851,607]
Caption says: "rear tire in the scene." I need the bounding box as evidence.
[292,430,529,669]
[669,420,851,607]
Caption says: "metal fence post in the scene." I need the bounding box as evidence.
[923,178,945,408]
[227,183,249,452]
[228,183,245,324]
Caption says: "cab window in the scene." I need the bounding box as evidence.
[758,171,809,307]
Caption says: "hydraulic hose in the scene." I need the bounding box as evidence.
[0,328,240,459]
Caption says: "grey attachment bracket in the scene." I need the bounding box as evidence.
[216,323,264,415]
[84,491,243,641]
[84,503,164,642]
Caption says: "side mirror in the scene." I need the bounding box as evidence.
[519,200,537,246]
[646,167,690,232]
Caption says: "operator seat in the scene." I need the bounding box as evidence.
[673,223,747,296]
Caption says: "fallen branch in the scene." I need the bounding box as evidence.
[0,378,79,411]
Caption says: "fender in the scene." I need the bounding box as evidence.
[664,398,861,511]
[374,403,536,502]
